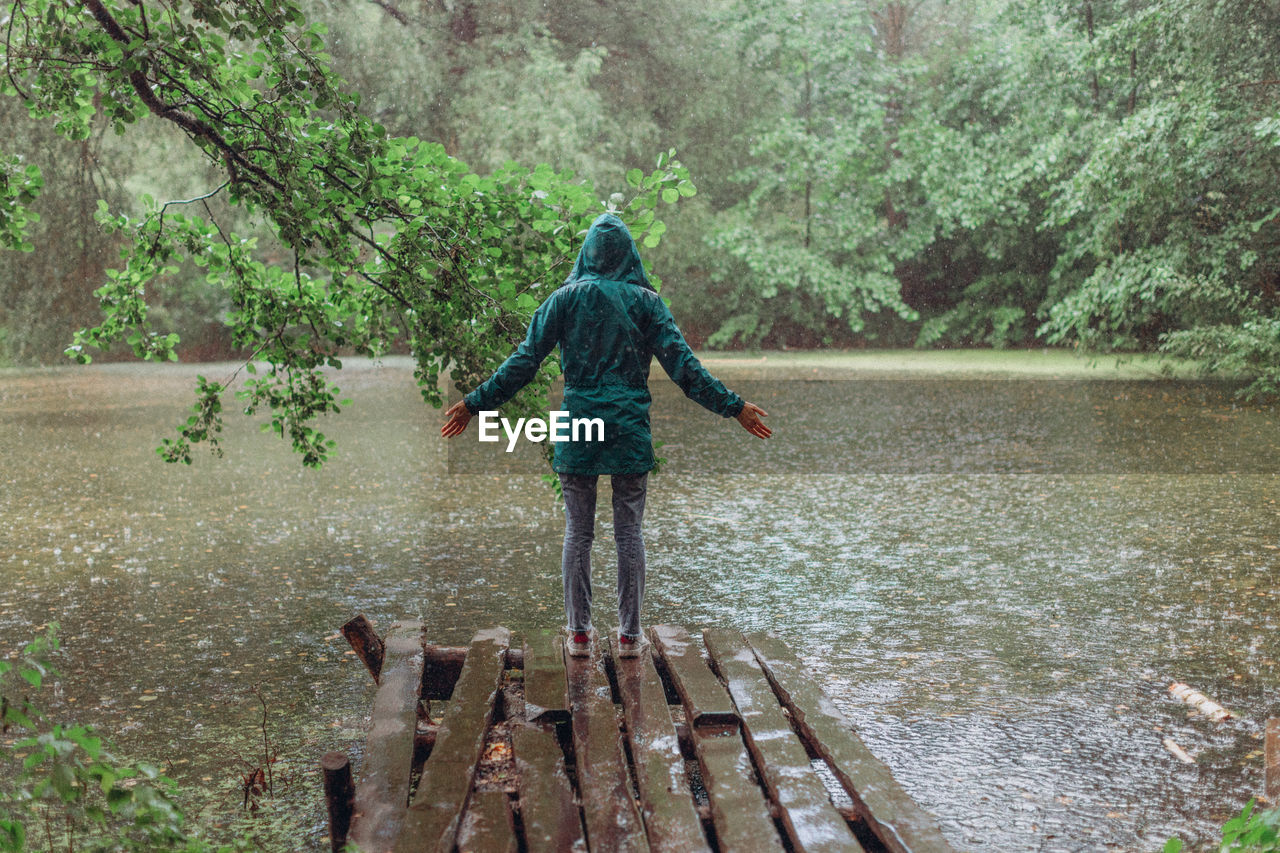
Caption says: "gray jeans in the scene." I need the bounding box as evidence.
[559,472,647,640]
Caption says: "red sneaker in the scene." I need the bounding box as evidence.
[567,630,592,658]
[618,633,645,659]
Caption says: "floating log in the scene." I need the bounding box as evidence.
[343,614,386,683]
[703,629,864,853]
[1168,682,1232,722]
[348,620,425,853]
[747,632,954,853]
[566,637,648,853]
[320,751,354,853]
[1163,737,1195,764]
[396,628,510,853]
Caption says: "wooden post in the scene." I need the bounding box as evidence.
[321,751,354,853]
[1267,718,1280,803]
[342,614,385,683]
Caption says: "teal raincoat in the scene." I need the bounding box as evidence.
[464,213,743,474]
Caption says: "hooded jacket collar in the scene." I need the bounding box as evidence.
[564,213,655,291]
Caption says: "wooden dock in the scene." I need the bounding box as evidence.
[322,617,955,853]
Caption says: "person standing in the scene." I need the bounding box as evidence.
[442,213,771,657]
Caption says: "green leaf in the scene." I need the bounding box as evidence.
[106,787,132,810]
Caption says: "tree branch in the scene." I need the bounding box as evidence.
[158,181,231,217]
[368,0,410,26]
[83,0,284,193]
[150,180,230,254]
[4,0,33,100]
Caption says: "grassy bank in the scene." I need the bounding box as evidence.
[695,348,1206,381]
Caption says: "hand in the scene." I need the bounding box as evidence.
[736,401,771,439]
[441,399,473,438]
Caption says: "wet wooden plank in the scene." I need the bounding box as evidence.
[455,790,516,853]
[523,627,569,724]
[649,625,738,728]
[348,620,425,853]
[342,614,385,682]
[746,632,956,853]
[394,627,510,853]
[703,629,864,853]
[610,638,710,853]
[695,729,785,853]
[567,638,649,852]
[512,724,585,853]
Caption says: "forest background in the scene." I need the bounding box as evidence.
[1,2,1279,848]
[2,0,1279,394]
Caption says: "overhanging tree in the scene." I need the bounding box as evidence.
[0,0,694,464]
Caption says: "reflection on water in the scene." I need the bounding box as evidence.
[2,359,1278,850]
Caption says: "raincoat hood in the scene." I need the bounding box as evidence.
[564,213,654,291]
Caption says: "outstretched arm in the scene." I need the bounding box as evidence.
[441,292,560,438]
[648,297,771,439]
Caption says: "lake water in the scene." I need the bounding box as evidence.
[1,356,1277,850]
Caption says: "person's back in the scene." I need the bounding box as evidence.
[441,212,771,657]
[555,278,651,390]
